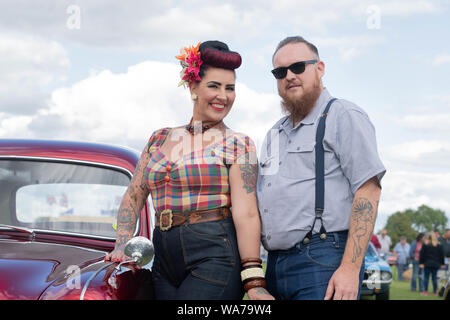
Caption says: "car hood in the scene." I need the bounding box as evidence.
[0,239,105,300]
[364,254,391,271]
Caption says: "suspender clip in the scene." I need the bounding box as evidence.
[315,208,324,218]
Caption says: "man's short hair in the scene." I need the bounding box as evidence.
[272,36,320,63]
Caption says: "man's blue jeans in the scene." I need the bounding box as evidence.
[265,231,364,300]
[411,260,424,292]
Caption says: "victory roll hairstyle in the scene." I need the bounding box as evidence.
[198,40,242,78]
[176,40,242,87]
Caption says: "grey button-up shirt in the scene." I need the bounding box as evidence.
[257,89,386,251]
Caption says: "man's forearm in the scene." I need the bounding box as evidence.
[341,177,381,270]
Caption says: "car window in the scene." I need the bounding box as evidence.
[1,159,130,238]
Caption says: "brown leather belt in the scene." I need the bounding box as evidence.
[155,207,231,231]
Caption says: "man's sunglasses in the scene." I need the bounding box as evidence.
[271,60,317,79]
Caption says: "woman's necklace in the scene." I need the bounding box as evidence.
[185,118,222,135]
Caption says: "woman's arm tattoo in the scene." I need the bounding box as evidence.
[239,163,258,194]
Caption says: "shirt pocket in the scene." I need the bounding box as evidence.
[280,141,316,180]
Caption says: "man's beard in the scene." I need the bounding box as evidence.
[280,78,322,125]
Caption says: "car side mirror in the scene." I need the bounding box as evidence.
[108,236,154,290]
[123,236,154,267]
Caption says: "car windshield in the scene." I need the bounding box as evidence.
[366,243,378,257]
[0,159,130,238]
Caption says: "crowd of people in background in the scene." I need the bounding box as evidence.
[371,228,450,297]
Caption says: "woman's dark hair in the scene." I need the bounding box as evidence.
[417,232,425,242]
[198,40,242,79]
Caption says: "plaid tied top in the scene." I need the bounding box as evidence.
[144,127,256,213]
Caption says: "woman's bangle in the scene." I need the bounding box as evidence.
[241,257,262,265]
[241,266,265,282]
[241,264,262,270]
[243,278,266,292]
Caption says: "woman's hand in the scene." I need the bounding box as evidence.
[419,264,424,268]
[247,287,275,300]
[104,246,141,274]
[104,246,128,263]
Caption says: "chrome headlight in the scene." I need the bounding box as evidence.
[381,271,392,281]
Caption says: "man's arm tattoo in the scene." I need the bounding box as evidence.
[350,197,376,263]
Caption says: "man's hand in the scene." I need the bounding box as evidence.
[324,264,360,300]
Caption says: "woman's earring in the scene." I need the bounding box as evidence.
[191,93,198,101]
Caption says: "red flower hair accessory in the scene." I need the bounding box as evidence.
[175,42,203,87]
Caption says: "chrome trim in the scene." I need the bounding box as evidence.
[0,155,141,241]
[80,262,115,300]
[362,279,392,285]
[0,224,35,241]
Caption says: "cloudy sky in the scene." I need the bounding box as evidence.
[1,0,449,232]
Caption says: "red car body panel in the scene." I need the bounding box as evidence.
[0,139,154,300]
[0,139,138,173]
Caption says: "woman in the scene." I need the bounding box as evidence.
[419,232,445,296]
[409,232,425,293]
[105,41,273,300]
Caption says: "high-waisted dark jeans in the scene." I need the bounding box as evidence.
[151,217,244,300]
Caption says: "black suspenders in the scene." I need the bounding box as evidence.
[302,98,337,245]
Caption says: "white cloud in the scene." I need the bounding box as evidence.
[139,4,266,46]
[377,169,450,230]
[0,32,69,114]
[432,54,450,66]
[399,114,450,132]
[312,35,386,61]
[381,139,450,171]
[379,0,440,16]
[228,83,282,148]
[0,0,443,52]
[0,113,33,138]
[34,61,190,148]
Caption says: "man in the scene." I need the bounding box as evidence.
[393,236,411,281]
[257,36,386,300]
[378,229,392,254]
[443,229,450,279]
[443,229,450,258]
[409,233,425,292]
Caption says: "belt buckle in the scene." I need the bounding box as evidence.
[159,209,173,231]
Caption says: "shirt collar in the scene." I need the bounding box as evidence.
[278,88,333,132]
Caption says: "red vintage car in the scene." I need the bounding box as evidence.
[0,139,155,300]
